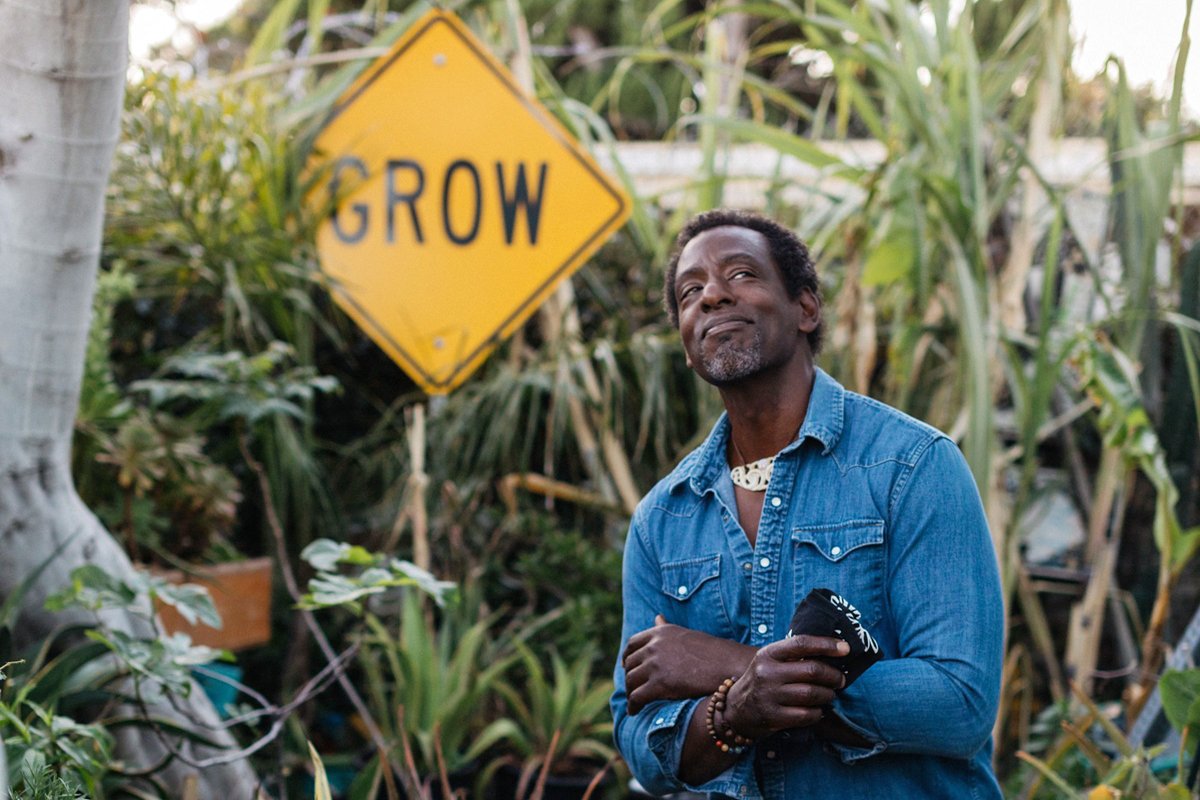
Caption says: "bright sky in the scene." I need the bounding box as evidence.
[130,0,1198,116]
[129,0,243,61]
[1071,0,1198,117]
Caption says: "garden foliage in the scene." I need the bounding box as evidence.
[19,0,1200,796]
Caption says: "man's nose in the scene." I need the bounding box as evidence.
[700,277,733,309]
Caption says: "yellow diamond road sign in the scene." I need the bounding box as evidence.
[314,9,630,395]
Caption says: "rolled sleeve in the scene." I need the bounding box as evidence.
[611,694,693,794]
[612,695,760,797]
[819,707,888,764]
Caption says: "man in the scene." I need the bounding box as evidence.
[610,209,1003,798]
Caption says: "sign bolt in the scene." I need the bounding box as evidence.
[433,53,447,67]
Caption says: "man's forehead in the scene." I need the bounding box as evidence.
[678,225,774,269]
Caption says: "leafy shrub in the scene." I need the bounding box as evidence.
[1,561,226,798]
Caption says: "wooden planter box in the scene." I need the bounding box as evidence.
[156,557,273,651]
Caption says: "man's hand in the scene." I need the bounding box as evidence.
[623,614,755,714]
[722,635,848,739]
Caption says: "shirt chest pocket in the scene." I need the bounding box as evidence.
[791,520,885,628]
[659,554,736,640]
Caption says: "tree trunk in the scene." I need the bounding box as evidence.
[0,1,257,795]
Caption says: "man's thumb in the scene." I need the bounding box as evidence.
[654,613,668,626]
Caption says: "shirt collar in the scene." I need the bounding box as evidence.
[668,367,845,496]
[795,366,844,456]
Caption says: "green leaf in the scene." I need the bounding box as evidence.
[23,641,111,708]
[301,538,374,571]
[306,0,331,58]
[44,566,141,614]
[152,582,222,630]
[1016,751,1087,797]
[0,540,73,630]
[1173,526,1200,573]
[84,629,218,698]
[1159,669,1200,733]
[387,559,458,606]
[309,741,334,800]
[247,0,304,67]
[300,540,456,611]
[862,232,916,287]
[684,115,860,175]
[1160,783,1194,799]
[301,573,383,613]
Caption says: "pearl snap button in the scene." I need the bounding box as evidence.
[655,717,664,725]
[757,623,768,634]
[770,496,782,507]
[743,562,752,570]
[760,557,770,567]
[830,546,842,556]
[677,585,688,595]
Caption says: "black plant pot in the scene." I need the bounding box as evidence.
[403,762,478,800]
[624,778,706,800]
[490,762,614,800]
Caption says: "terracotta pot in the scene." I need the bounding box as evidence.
[155,557,273,651]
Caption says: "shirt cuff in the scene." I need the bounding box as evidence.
[647,698,762,799]
[824,699,888,764]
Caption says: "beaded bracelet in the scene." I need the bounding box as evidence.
[704,677,754,754]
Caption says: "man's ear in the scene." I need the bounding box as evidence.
[796,288,821,335]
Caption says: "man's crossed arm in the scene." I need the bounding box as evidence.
[622,615,864,785]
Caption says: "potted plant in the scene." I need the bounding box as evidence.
[120,343,337,651]
[300,540,503,798]
[152,556,273,651]
[73,297,315,653]
[360,589,515,798]
[476,641,617,800]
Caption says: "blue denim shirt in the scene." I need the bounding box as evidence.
[611,368,1003,799]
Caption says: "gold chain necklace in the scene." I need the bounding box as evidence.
[729,436,774,492]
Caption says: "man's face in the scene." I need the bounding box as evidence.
[673,225,818,386]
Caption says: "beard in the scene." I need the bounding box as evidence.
[701,328,766,384]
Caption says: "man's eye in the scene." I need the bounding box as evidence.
[679,285,699,299]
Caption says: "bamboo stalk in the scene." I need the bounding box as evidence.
[997,0,1066,336]
[993,644,1026,761]
[541,232,640,515]
[569,333,642,512]
[1064,539,1119,697]
[408,403,431,572]
[498,473,620,517]
[829,254,877,395]
[504,20,641,516]
[505,0,534,92]
[1129,558,1175,720]
[1016,566,1066,701]
[1086,448,1124,563]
